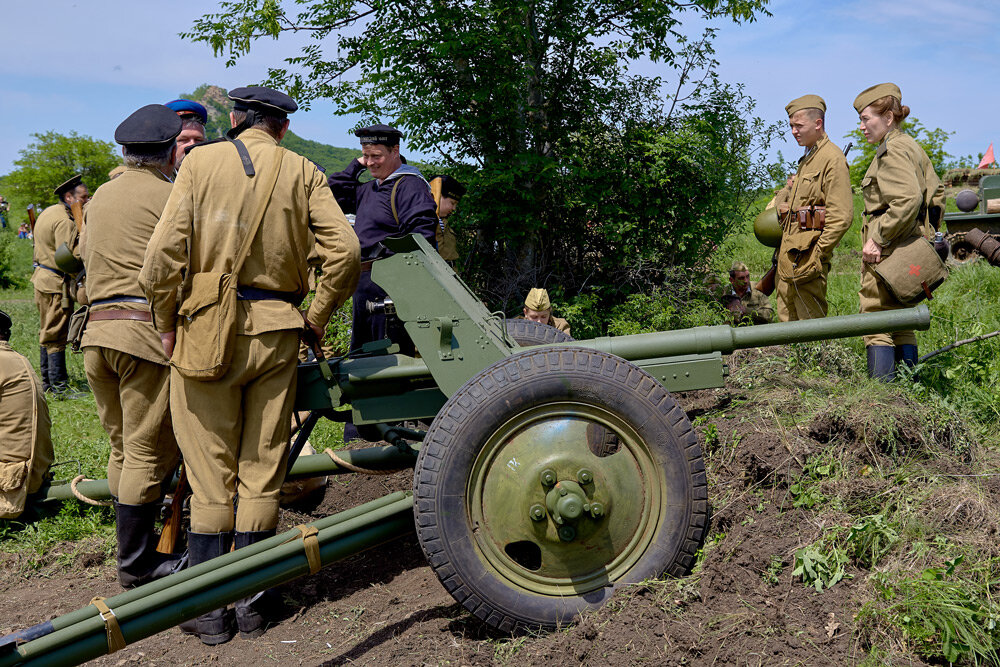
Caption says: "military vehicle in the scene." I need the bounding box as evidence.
[0,234,930,666]
[944,174,1000,263]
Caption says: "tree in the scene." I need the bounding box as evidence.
[185,0,775,314]
[5,131,120,207]
[844,118,956,188]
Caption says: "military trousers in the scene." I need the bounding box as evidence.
[33,289,69,353]
[170,330,299,533]
[859,263,917,347]
[775,268,829,322]
[84,347,178,505]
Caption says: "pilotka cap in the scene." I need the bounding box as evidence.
[115,104,183,147]
[524,288,552,311]
[785,94,826,117]
[854,83,901,114]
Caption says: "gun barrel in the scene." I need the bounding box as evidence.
[574,305,930,361]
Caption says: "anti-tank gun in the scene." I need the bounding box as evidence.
[944,174,1000,263]
[1,234,930,666]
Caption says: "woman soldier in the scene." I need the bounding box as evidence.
[854,83,944,380]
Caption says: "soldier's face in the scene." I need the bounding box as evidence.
[730,271,750,291]
[66,185,89,206]
[859,107,892,144]
[523,307,551,324]
[174,126,206,168]
[438,196,458,218]
[788,110,822,148]
[362,144,401,181]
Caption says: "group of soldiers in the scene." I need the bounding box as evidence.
[724,83,945,381]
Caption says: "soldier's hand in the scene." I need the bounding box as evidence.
[160,331,175,358]
[862,238,883,264]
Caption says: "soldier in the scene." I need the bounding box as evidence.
[775,95,853,322]
[327,123,437,441]
[854,83,945,379]
[0,309,54,520]
[31,174,88,394]
[140,86,359,643]
[522,288,572,336]
[429,175,466,266]
[165,99,208,169]
[81,105,185,588]
[723,262,773,325]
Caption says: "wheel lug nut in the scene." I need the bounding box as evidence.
[558,525,577,542]
[528,504,546,521]
[540,469,556,487]
[577,468,593,484]
[589,502,605,518]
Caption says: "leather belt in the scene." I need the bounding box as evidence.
[91,296,148,306]
[88,310,152,323]
[236,285,301,305]
[360,261,374,273]
[33,263,66,278]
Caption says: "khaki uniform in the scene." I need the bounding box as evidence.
[139,128,360,533]
[30,204,77,351]
[81,166,179,505]
[549,316,571,336]
[0,341,53,518]
[776,135,853,321]
[436,220,459,262]
[725,288,773,325]
[860,128,943,347]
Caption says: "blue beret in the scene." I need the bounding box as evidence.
[165,99,208,125]
[115,104,183,147]
[355,124,404,146]
[228,86,298,116]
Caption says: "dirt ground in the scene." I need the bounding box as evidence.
[0,374,944,667]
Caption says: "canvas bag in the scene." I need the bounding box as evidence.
[0,460,29,519]
[171,147,282,380]
[872,234,948,305]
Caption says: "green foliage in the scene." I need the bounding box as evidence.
[860,556,1000,665]
[605,271,726,337]
[0,230,19,288]
[847,514,900,569]
[281,132,359,173]
[788,453,837,509]
[4,131,120,208]
[792,541,849,592]
[844,117,956,187]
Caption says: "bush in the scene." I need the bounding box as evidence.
[0,230,20,289]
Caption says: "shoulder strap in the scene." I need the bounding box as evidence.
[227,147,283,287]
[390,175,408,225]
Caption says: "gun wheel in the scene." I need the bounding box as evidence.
[413,347,707,632]
[504,318,574,345]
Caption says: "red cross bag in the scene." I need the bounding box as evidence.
[871,234,949,305]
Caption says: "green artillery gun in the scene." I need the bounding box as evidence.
[0,234,930,666]
[944,174,1000,263]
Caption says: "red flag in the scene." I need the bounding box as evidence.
[979,143,995,169]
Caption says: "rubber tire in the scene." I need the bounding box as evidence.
[413,346,707,632]
[504,318,575,346]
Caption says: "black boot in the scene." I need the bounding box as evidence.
[896,344,918,369]
[179,532,235,645]
[39,347,50,392]
[114,502,187,588]
[233,530,278,638]
[866,345,895,381]
[48,350,84,398]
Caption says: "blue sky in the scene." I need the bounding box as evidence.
[0,0,996,175]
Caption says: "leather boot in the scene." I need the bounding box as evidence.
[39,346,50,392]
[48,350,84,398]
[896,344,918,369]
[233,530,278,638]
[114,502,187,589]
[866,345,895,381]
[179,531,235,645]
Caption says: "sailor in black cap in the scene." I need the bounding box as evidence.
[165,99,208,169]
[327,124,438,438]
[30,173,89,393]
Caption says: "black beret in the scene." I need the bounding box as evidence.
[115,104,183,147]
[431,175,466,200]
[54,174,84,198]
[0,308,10,334]
[355,124,404,146]
[228,86,298,116]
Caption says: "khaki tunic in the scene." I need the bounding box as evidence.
[31,204,78,350]
[81,166,178,505]
[860,128,941,347]
[436,219,459,262]
[725,288,773,325]
[0,341,53,518]
[139,128,360,533]
[776,135,853,321]
[549,316,571,337]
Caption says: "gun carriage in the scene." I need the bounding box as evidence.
[0,234,930,666]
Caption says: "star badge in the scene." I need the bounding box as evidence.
[909,264,921,276]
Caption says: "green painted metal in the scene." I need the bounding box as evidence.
[632,352,726,392]
[468,402,658,596]
[1,494,415,667]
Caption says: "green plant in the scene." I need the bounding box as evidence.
[762,555,783,585]
[789,453,838,509]
[792,542,849,592]
[0,230,19,288]
[846,513,900,569]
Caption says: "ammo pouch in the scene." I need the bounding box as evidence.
[68,304,90,353]
[796,206,826,231]
[872,235,948,305]
[171,272,239,381]
[0,460,29,520]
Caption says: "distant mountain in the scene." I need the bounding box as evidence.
[178,84,358,173]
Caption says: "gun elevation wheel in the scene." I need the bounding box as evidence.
[413,347,707,631]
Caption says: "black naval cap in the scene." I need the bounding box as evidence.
[115,104,183,147]
[431,175,466,200]
[54,174,84,198]
[228,86,298,116]
[355,124,404,146]
[0,308,10,336]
